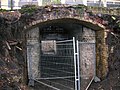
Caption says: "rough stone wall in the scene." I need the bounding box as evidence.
[96,30,108,79]
[26,27,40,80]
[20,5,104,30]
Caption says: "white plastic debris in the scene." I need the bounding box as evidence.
[94,76,101,82]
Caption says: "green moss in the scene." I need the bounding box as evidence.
[19,5,38,14]
[52,0,61,4]
[73,4,87,9]
[96,30,108,79]
[0,9,7,12]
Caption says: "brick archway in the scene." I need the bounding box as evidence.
[25,15,108,81]
[22,5,105,31]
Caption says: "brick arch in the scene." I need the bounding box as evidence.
[24,18,105,32]
[0,6,105,31]
[22,5,105,31]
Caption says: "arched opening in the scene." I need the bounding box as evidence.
[26,18,103,90]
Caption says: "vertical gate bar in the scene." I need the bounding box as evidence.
[94,44,96,77]
[76,40,80,90]
[73,37,77,90]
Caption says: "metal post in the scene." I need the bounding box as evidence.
[73,37,77,90]
[10,0,13,10]
[76,40,80,90]
[99,0,102,7]
[73,37,81,90]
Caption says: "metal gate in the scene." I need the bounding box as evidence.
[27,37,95,90]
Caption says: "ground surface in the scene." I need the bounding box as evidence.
[29,62,120,90]
[89,59,120,90]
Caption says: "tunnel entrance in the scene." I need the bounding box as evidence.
[26,19,96,90]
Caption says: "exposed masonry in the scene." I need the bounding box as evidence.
[0,5,105,30]
[0,5,110,79]
[23,5,108,79]
[22,5,108,79]
[22,6,105,30]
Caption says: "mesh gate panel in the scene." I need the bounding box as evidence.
[39,40,75,90]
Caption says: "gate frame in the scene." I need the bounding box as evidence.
[73,37,80,90]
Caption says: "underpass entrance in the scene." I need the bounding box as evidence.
[26,19,96,90]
